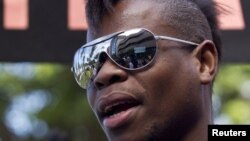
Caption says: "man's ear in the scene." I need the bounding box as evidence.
[192,40,218,84]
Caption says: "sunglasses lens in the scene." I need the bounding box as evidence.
[73,29,157,89]
[111,29,157,69]
[73,46,95,89]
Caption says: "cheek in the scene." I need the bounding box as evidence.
[135,56,184,98]
[136,53,201,111]
[138,63,202,131]
[87,89,97,110]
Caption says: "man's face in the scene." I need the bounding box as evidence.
[86,0,204,141]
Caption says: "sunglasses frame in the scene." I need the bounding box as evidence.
[72,28,199,89]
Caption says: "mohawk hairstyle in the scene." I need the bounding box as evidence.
[85,0,119,32]
[85,0,222,60]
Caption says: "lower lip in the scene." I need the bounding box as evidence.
[103,106,138,129]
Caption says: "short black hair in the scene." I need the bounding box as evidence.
[85,0,222,60]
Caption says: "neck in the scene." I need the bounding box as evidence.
[184,85,213,141]
[161,85,213,141]
[183,113,211,141]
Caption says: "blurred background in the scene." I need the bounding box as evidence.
[0,0,250,141]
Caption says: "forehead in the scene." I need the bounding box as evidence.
[87,0,177,41]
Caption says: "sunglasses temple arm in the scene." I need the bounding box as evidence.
[155,36,199,46]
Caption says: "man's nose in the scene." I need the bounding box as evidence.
[93,55,128,90]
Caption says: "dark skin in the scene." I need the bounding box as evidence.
[86,0,218,141]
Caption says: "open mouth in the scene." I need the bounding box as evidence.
[102,100,140,118]
[97,94,142,128]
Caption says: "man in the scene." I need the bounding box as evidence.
[72,0,221,140]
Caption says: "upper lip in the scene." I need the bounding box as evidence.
[97,91,141,120]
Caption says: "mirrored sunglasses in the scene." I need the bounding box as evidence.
[71,28,199,89]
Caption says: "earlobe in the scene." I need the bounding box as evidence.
[192,40,218,84]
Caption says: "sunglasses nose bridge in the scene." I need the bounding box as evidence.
[98,52,109,65]
[92,43,114,73]
[95,43,111,61]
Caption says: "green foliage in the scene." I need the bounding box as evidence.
[214,64,250,124]
[0,63,106,141]
[223,99,250,123]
